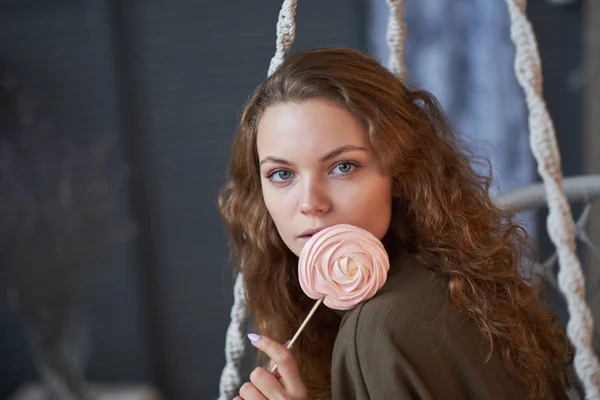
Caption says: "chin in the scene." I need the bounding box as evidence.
[279,238,301,257]
[289,240,304,257]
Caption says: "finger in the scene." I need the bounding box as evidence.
[250,367,288,399]
[238,381,267,400]
[268,359,282,380]
[248,334,305,396]
[268,338,289,380]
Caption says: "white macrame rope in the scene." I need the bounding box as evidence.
[505,0,600,398]
[217,271,248,400]
[385,0,407,80]
[268,0,298,76]
[219,2,298,397]
[218,2,300,398]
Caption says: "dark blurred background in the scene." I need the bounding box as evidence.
[0,1,596,399]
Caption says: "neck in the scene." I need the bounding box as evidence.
[382,229,404,260]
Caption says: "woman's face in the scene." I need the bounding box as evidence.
[256,98,393,257]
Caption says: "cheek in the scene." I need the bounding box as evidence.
[350,180,393,233]
[359,179,392,207]
[262,189,279,218]
[261,186,292,228]
[371,188,393,220]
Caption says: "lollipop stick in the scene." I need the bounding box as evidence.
[270,297,324,374]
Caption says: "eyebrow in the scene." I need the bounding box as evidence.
[259,145,369,166]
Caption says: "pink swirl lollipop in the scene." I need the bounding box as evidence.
[298,224,390,310]
[271,224,389,374]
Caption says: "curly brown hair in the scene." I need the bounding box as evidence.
[218,47,571,399]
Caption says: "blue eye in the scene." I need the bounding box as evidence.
[269,170,292,182]
[333,162,355,174]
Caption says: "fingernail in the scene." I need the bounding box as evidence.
[284,340,291,347]
[247,333,261,343]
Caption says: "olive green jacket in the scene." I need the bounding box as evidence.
[330,252,568,400]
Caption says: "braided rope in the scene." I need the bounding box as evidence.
[268,0,299,76]
[505,0,600,397]
[217,272,248,400]
[219,2,298,398]
[385,0,407,80]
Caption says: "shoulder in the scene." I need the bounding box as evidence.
[331,253,539,399]
[337,254,467,354]
[339,253,458,340]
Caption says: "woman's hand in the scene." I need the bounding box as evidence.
[234,334,307,400]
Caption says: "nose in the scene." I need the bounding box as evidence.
[299,178,331,215]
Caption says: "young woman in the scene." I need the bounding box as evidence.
[218,47,571,400]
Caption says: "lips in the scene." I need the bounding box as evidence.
[299,226,327,238]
